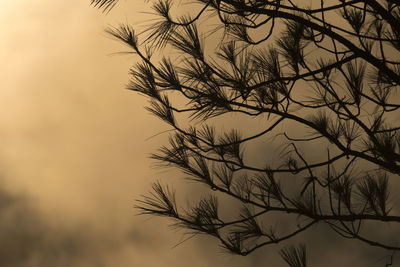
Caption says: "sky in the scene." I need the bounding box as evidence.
[0,1,398,266]
[0,1,264,266]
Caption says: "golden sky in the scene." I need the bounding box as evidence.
[0,1,265,266]
[0,1,397,266]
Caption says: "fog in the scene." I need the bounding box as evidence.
[0,1,397,266]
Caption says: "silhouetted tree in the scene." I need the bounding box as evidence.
[93,0,400,265]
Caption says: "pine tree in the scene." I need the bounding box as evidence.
[93,0,400,265]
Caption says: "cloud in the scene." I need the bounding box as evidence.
[0,183,134,267]
[0,1,399,267]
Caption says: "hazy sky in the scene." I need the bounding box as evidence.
[0,1,397,266]
[0,1,265,266]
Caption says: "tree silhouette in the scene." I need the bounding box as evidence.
[93,0,400,265]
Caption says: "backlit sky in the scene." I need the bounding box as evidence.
[0,1,266,266]
[0,1,397,266]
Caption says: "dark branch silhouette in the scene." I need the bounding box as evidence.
[94,0,400,265]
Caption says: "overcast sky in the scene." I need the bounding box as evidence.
[0,1,398,266]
